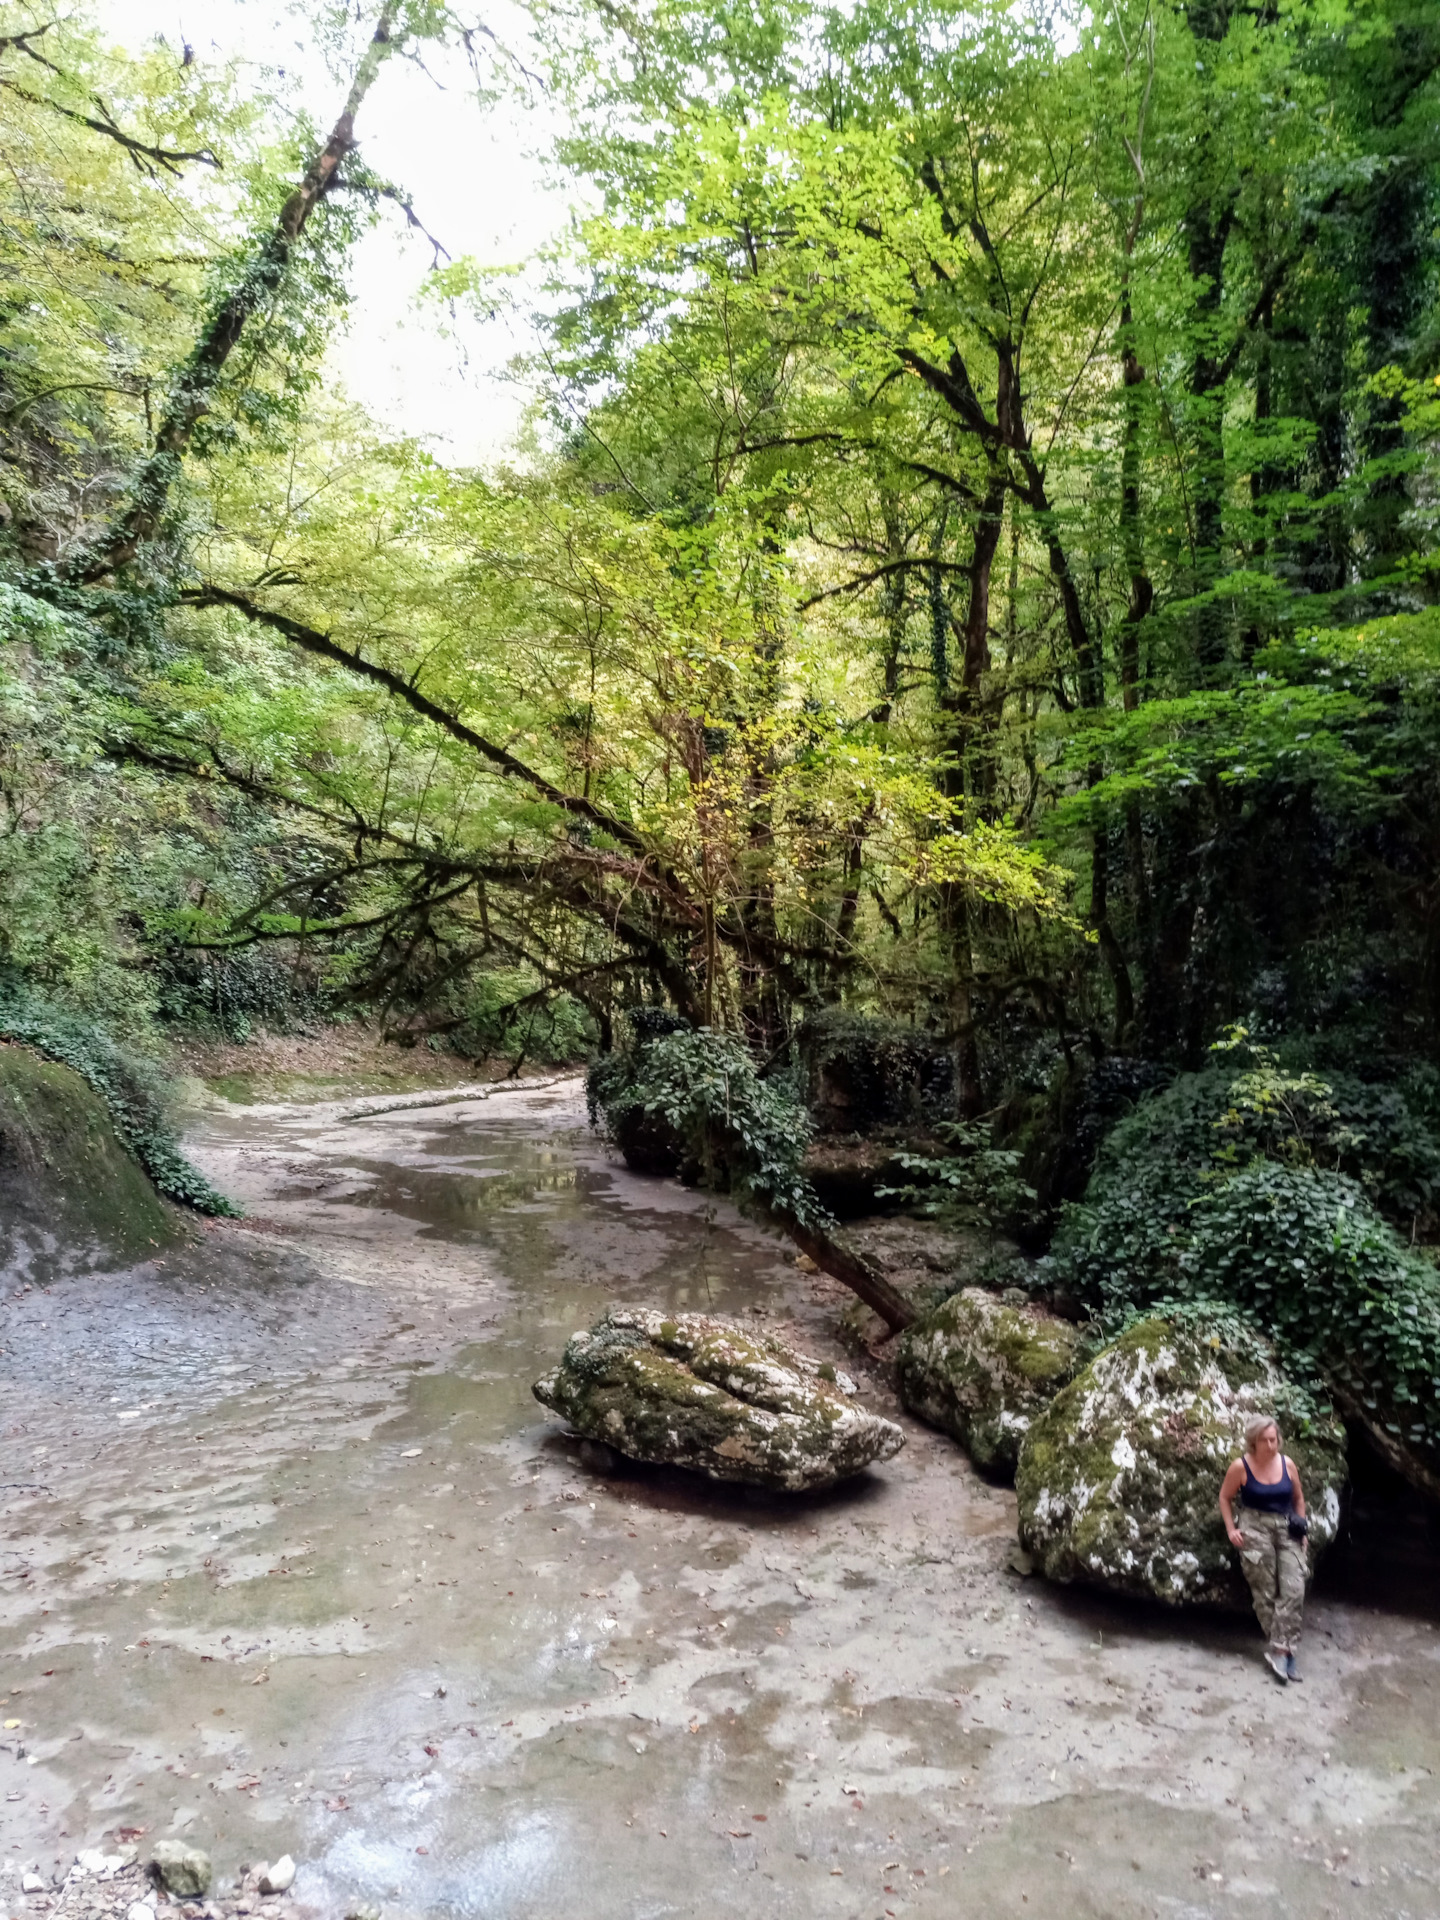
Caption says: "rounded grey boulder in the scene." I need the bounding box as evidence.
[534,1306,904,1490]
[897,1287,1084,1477]
[1015,1317,1346,1607]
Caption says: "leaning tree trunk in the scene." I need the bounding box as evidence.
[768,1207,917,1333]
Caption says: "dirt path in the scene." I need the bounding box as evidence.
[2,1079,1438,1919]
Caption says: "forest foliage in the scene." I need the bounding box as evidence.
[1,0,1438,1431]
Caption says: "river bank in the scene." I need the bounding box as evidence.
[2,1077,1438,1919]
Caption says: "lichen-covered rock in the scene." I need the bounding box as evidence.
[897,1287,1084,1476]
[534,1306,904,1490]
[1015,1318,1346,1607]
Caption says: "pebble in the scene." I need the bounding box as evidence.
[257,1857,294,1896]
[37,1857,302,1920]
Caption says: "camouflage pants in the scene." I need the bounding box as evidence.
[1237,1509,1306,1650]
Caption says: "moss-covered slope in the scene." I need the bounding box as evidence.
[0,1041,182,1280]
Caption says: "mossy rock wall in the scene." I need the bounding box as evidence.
[0,1042,181,1280]
[897,1287,1085,1478]
[1015,1318,1347,1609]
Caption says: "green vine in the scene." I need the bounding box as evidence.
[588,1022,828,1228]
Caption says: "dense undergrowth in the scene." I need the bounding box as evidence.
[1044,1035,1440,1472]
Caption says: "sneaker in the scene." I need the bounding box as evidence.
[1264,1649,1289,1683]
[1286,1654,1302,1682]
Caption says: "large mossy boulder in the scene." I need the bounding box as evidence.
[534,1306,904,1490]
[897,1287,1085,1477]
[0,1042,182,1281]
[1015,1318,1347,1607]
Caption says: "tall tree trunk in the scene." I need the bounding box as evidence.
[67,3,401,584]
[1242,288,1275,661]
[737,541,787,1051]
[937,460,1007,1115]
[1181,0,1238,681]
[1113,264,1152,1044]
[836,501,908,963]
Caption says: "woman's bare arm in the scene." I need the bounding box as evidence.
[1288,1458,1306,1520]
[1219,1460,1246,1545]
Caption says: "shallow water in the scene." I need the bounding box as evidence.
[3,1080,1439,1919]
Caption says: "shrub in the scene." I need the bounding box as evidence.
[877,1121,1039,1241]
[587,1023,827,1227]
[446,973,596,1065]
[794,1008,953,1134]
[154,942,333,1042]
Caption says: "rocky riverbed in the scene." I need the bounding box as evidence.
[3,1073,1440,1919]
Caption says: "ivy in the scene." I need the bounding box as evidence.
[1085,1296,1337,1435]
[0,986,238,1216]
[587,1021,828,1228]
[1046,1037,1440,1464]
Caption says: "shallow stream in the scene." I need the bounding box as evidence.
[3,1078,1439,1919]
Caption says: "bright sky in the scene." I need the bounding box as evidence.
[100,0,571,462]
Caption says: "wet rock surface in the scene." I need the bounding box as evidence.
[897,1288,1084,1477]
[533,1306,905,1489]
[2,1079,1437,1920]
[1016,1317,1348,1606]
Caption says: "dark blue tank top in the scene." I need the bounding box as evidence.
[1240,1455,1293,1514]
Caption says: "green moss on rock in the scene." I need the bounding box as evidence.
[1015,1318,1347,1608]
[534,1306,905,1490]
[0,1042,183,1280]
[897,1288,1084,1477]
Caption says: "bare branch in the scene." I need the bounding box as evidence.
[330,175,451,269]
[797,555,992,613]
[0,75,219,174]
[180,583,652,855]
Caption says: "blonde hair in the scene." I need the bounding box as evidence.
[1243,1413,1280,1448]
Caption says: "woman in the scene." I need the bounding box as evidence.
[1219,1414,1310,1683]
